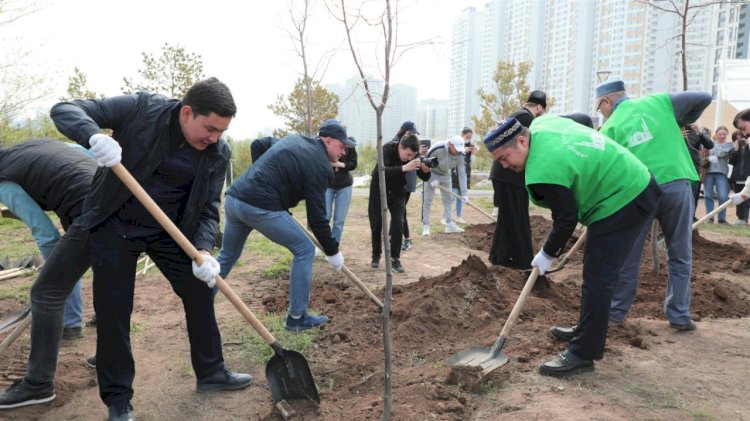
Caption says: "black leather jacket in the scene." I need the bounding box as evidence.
[50,92,230,251]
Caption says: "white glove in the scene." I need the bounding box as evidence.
[730,193,747,206]
[325,251,344,272]
[430,179,440,189]
[192,255,220,287]
[531,250,554,275]
[461,195,469,205]
[89,134,122,167]
[708,155,718,164]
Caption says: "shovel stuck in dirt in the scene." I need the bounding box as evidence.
[111,164,320,404]
[448,267,540,375]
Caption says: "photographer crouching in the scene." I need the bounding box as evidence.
[368,133,431,272]
[421,136,469,235]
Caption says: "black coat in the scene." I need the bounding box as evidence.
[729,144,750,183]
[0,139,96,230]
[330,146,358,189]
[370,141,429,200]
[50,93,230,251]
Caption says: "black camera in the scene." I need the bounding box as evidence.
[419,156,439,168]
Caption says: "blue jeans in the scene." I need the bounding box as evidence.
[0,181,83,328]
[703,173,730,221]
[217,195,315,317]
[325,186,353,245]
[610,179,694,325]
[451,187,463,217]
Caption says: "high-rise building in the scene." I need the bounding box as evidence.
[738,4,750,58]
[416,98,450,141]
[382,83,419,141]
[448,7,481,136]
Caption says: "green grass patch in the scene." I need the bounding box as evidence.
[261,255,292,279]
[245,235,290,256]
[236,312,319,365]
[0,283,32,301]
[698,223,750,237]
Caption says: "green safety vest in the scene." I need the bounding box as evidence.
[600,93,698,184]
[525,115,651,226]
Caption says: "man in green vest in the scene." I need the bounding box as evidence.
[483,115,661,376]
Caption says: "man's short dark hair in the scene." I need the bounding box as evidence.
[461,127,473,136]
[734,108,750,129]
[399,133,419,152]
[183,77,237,118]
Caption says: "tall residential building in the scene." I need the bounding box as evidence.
[416,98,449,141]
[477,0,507,96]
[709,2,746,96]
[503,0,546,89]
[544,0,595,114]
[448,7,481,136]
[382,83,419,140]
[738,4,750,58]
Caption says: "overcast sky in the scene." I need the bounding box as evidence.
[4,0,487,139]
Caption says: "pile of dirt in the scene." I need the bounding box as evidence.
[463,215,582,255]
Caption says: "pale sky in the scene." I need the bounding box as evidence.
[3,0,487,139]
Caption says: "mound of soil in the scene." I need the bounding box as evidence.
[463,215,582,255]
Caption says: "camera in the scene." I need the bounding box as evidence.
[419,156,439,168]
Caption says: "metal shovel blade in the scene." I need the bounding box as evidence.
[266,349,321,404]
[448,345,509,375]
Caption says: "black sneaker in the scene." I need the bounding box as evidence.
[391,259,405,273]
[84,355,96,369]
[62,326,83,340]
[401,239,413,251]
[370,256,380,268]
[196,366,252,392]
[107,400,134,421]
[669,320,697,331]
[0,378,55,409]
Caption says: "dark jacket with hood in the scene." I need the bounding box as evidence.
[0,139,96,230]
[50,92,230,251]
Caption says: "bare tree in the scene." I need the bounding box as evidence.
[637,0,747,91]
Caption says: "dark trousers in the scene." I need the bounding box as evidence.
[733,183,749,221]
[91,223,223,406]
[568,179,661,360]
[489,182,533,269]
[403,192,411,239]
[368,183,405,260]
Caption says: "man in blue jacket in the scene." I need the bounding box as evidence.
[217,120,352,331]
[0,78,250,421]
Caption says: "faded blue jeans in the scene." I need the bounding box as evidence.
[452,187,463,217]
[0,181,83,328]
[325,185,353,245]
[217,195,315,317]
[703,172,730,222]
[610,179,694,325]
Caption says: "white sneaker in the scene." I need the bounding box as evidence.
[422,225,431,236]
[456,217,466,224]
[440,218,447,225]
[445,223,465,233]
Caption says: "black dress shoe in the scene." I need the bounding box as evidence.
[196,366,252,392]
[550,325,577,341]
[108,400,134,421]
[539,350,594,377]
[669,320,696,331]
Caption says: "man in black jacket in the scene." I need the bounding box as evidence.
[369,133,431,272]
[488,90,546,269]
[21,77,249,421]
[217,120,352,331]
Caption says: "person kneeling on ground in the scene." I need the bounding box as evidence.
[484,116,662,377]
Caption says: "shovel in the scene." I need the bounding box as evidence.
[290,216,384,309]
[693,176,750,229]
[436,184,496,223]
[111,164,320,404]
[448,267,540,375]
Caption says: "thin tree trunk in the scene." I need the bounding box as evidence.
[681,0,689,91]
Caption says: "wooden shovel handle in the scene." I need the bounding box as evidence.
[290,216,384,309]
[111,164,278,346]
[0,313,31,355]
[436,184,496,222]
[498,267,540,340]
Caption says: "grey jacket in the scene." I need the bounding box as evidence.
[707,141,734,175]
[425,141,467,195]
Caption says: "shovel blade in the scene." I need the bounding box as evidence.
[266,349,320,404]
[448,346,509,375]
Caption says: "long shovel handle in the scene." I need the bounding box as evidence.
[290,216,384,309]
[0,313,31,355]
[488,267,540,354]
[436,184,496,222]
[552,228,587,271]
[692,198,733,230]
[111,164,278,347]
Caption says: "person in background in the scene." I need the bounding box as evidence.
[682,123,713,217]
[729,129,750,225]
[704,126,733,224]
[421,136,468,235]
[392,121,420,252]
[451,127,475,224]
[325,136,358,245]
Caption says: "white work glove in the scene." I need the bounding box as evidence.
[192,255,220,288]
[708,155,718,164]
[430,179,440,189]
[325,251,344,272]
[461,195,469,205]
[531,250,554,275]
[89,134,122,167]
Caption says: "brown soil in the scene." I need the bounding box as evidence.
[0,199,748,420]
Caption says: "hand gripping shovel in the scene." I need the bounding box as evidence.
[111,164,320,404]
[448,267,540,375]
[693,177,750,229]
[290,216,384,309]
